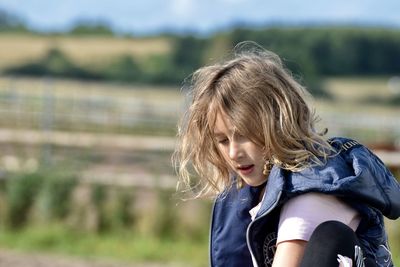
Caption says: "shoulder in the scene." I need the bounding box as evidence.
[277,192,360,243]
[281,193,356,215]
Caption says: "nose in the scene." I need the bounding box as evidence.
[228,140,242,161]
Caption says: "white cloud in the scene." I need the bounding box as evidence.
[170,0,196,18]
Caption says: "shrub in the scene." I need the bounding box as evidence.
[37,172,77,221]
[90,183,108,232]
[154,189,178,239]
[4,48,101,80]
[113,189,135,228]
[101,55,142,82]
[5,172,44,229]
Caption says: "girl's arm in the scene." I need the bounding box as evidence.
[271,193,360,267]
[272,240,307,267]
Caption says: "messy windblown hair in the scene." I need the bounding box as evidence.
[173,43,333,198]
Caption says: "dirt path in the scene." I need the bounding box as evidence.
[0,249,183,267]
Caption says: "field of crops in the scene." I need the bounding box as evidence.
[0,34,171,70]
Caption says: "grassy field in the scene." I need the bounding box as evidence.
[386,218,400,265]
[0,223,397,266]
[317,76,400,113]
[0,224,208,267]
[0,33,171,70]
[324,77,394,99]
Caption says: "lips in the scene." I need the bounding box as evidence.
[237,164,254,175]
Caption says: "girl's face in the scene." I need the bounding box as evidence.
[213,111,267,187]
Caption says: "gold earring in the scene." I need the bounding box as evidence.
[263,159,273,176]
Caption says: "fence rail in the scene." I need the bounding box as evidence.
[0,77,184,134]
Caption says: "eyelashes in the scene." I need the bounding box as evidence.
[216,132,247,145]
[217,138,229,145]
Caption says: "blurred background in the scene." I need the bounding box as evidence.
[0,0,399,266]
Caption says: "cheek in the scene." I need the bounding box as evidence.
[248,145,265,161]
[217,146,233,168]
[220,150,231,164]
[215,144,227,160]
[217,144,228,156]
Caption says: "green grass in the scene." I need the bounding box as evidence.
[386,218,400,266]
[0,222,398,266]
[0,224,208,267]
[318,76,400,114]
[0,208,395,266]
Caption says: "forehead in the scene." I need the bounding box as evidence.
[212,110,235,135]
[206,98,240,135]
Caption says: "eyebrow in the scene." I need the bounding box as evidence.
[213,129,236,137]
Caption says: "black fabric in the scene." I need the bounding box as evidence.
[300,221,377,267]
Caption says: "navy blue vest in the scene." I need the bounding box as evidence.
[210,183,265,266]
[209,137,400,267]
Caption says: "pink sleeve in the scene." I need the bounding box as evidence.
[277,193,361,244]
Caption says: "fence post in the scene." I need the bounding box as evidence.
[41,77,55,165]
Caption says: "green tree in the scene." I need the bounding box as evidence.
[0,9,28,32]
[68,21,114,36]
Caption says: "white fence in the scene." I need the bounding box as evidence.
[0,76,399,144]
[0,77,184,134]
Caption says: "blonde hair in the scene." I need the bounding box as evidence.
[173,43,333,198]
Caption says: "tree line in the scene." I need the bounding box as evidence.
[2,6,400,95]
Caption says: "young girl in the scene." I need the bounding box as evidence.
[174,43,400,267]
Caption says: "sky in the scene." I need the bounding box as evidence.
[1,0,400,35]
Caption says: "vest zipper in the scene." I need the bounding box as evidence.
[246,190,283,267]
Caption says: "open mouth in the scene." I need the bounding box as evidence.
[237,164,254,175]
[238,165,253,170]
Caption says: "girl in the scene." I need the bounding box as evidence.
[174,43,400,267]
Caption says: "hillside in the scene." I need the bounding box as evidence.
[0,33,171,70]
